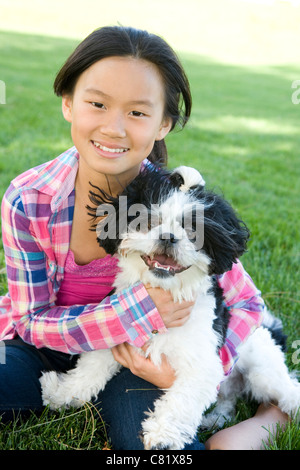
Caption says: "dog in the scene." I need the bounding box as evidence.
[40,164,300,450]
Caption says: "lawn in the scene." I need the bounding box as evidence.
[0,28,299,450]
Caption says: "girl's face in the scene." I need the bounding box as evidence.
[62,56,172,187]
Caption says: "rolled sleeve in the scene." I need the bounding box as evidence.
[218,260,265,377]
[111,283,168,347]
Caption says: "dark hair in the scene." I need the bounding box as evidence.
[54,26,192,165]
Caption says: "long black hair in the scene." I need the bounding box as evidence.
[54,26,192,165]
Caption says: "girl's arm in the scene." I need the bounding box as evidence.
[1,186,169,354]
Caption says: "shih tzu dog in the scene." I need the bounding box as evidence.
[40,165,299,450]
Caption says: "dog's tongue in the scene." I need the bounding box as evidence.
[141,253,189,275]
[152,254,181,269]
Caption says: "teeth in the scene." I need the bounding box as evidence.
[154,262,171,271]
[93,141,128,153]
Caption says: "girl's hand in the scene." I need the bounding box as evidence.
[111,288,195,388]
[111,343,176,389]
[145,285,195,328]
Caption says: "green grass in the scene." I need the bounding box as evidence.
[262,415,300,451]
[0,403,111,450]
[0,30,299,450]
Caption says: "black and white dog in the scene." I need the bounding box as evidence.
[41,165,299,450]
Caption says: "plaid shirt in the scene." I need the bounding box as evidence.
[0,146,264,376]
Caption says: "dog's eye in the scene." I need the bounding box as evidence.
[185,227,197,244]
[148,212,161,230]
[128,209,155,233]
[179,208,200,244]
[178,213,195,231]
[179,214,185,228]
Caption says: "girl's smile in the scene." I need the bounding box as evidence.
[91,139,130,158]
[61,56,172,193]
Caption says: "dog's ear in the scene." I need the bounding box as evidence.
[87,183,122,255]
[96,212,122,256]
[170,166,205,192]
[202,192,250,275]
[86,167,161,255]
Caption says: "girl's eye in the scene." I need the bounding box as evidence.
[130,111,145,117]
[91,102,105,109]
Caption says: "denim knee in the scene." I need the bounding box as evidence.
[0,343,45,421]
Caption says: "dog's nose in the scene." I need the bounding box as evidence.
[159,232,178,244]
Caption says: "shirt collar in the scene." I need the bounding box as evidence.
[26,146,79,212]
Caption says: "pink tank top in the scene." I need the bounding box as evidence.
[56,250,120,306]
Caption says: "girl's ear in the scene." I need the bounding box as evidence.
[62,95,73,123]
[155,116,173,141]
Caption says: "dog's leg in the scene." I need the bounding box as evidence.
[201,367,244,430]
[200,393,237,430]
[40,349,121,409]
[141,359,223,450]
[237,327,300,420]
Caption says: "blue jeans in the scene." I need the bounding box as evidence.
[0,338,205,450]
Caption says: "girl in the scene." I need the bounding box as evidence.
[0,26,288,450]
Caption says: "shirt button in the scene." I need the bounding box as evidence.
[152,329,159,335]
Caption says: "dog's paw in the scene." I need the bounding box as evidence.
[138,431,170,451]
[40,371,85,410]
[40,371,66,410]
[141,432,172,451]
[200,412,229,430]
[142,433,176,451]
[278,380,300,422]
[141,415,189,450]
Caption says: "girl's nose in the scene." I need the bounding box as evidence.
[99,111,126,138]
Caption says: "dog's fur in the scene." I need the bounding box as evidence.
[40,165,300,450]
